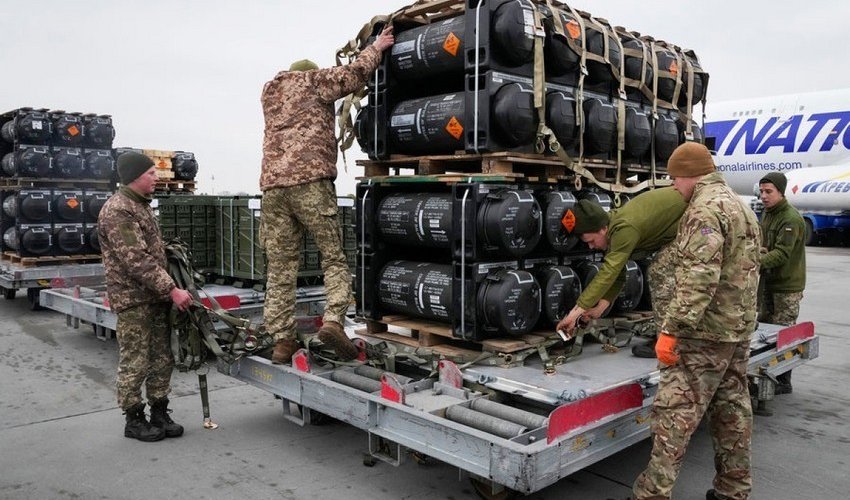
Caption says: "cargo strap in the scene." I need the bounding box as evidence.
[165,239,274,372]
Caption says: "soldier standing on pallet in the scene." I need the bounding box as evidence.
[98,152,194,442]
[554,187,686,359]
[757,172,806,396]
[632,142,761,500]
[259,25,395,364]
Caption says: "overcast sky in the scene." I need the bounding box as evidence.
[2,0,847,196]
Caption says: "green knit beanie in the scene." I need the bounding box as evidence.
[760,172,787,196]
[289,59,319,72]
[571,199,610,234]
[117,152,154,185]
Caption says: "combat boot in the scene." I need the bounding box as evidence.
[272,338,300,364]
[631,338,657,358]
[317,321,358,361]
[149,398,184,438]
[124,403,166,442]
[706,489,732,500]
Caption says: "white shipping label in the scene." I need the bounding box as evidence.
[32,121,43,130]
[392,40,416,55]
[391,114,416,127]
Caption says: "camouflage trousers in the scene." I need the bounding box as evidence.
[758,290,803,326]
[646,241,678,329]
[633,338,753,500]
[261,180,352,341]
[116,302,173,410]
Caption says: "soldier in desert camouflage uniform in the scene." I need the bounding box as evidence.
[555,187,686,359]
[259,25,395,364]
[757,172,806,395]
[98,152,194,442]
[633,142,761,500]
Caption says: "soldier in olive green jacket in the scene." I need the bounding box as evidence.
[757,171,806,395]
[555,188,686,359]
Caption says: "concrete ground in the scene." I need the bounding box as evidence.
[1,247,848,500]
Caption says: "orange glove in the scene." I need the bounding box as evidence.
[655,332,679,366]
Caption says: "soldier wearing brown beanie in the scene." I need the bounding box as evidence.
[634,141,761,500]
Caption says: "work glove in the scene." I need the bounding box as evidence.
[655,332,679,366]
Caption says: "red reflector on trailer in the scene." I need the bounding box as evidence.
[381,373,405,404]
[293,349,311,373]
[201,295,241,310]
[547,383,644,444]
[776,321,814,350]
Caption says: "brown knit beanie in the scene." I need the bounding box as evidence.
[570,199,610,234]
[667,142,715,177]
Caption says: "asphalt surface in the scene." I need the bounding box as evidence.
[1,247,848,500]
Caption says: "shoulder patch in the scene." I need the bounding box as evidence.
[118,222,138,246]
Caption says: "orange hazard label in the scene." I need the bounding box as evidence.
[157,160,168,168]
[445,116,464,140]
[68,125,80,136]
[668,60,679,75]
[443,32,460,57]
[561,209,576,233]
[565,20,581,40]
[66,198,79,209]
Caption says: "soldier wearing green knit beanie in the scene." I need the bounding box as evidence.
[556,188,686,362]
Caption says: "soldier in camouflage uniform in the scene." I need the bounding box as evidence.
[98,152,194,442]
[633,142,761,500]
[555,187,686,359]
[259,26,394,364]
[757,172,806,395]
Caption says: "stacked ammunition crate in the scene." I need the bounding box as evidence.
[0,107,117,262]
[155,194,356,285]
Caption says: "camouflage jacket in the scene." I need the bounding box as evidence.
[663,173,761,342]
[259,45,382,191]
[760,198,806,293]
[577,187,686,309]
[97,187,175,312]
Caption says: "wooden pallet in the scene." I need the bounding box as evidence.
[154,179,195,193]
[155,169,175,180]
[358,152,652,184]
[356,314,552,355]
[2,251,101,266]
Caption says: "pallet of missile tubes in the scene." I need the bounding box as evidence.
[353,175,652,363]
[344,0,709,194]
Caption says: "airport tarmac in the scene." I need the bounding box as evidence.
[0,247,848,500]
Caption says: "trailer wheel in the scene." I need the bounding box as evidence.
[804,219,817,246]
[27,287,44,311]
[470,477,519,500]
[2,287,15,300]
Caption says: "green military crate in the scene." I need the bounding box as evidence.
[177,226,192,244]
[304,234,318,252]
[213,196,262,279]
[161,226,177,242]
[304,250,320,271]
[191,226,208,246]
